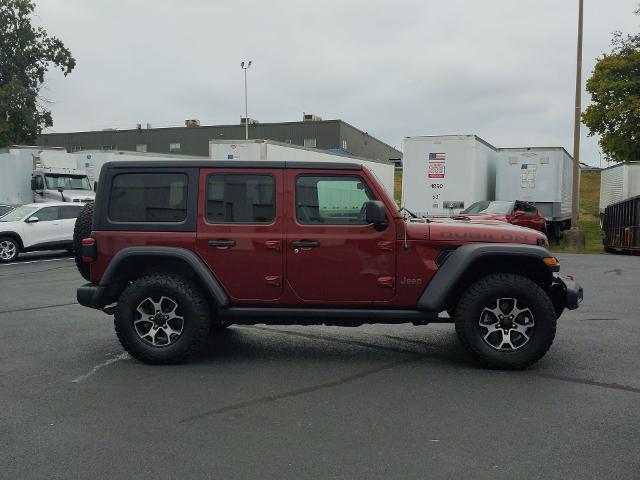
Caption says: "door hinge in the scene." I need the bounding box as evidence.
[377,241,394,251]
[265,275,281,287]
[377,276,395,288]
[265,240,281,252]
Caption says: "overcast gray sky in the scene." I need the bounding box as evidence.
[36,0,639,165]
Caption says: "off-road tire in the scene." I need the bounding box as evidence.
[454,273,557,370]
[0,237,19,263]
[73,202,94,280]
[114,274,210,364]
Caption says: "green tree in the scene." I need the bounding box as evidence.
[583,8,640,162]
[0,0,75,147]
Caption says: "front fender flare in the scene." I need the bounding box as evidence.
[417,243,556,312]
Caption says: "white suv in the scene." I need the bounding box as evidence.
[0,202,84,263]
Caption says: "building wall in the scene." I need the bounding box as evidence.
[339,122,401,162]
[37,120,402,162]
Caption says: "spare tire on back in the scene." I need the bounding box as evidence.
[73,202,94,281]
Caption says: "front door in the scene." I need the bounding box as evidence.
[196,169,284,302]
[22,206,62,248]
[285,170,396,303]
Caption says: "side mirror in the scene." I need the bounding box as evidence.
[31,178,36,191]
[514,210,525,218]
[364,200,387,227]
[26,216,39,223]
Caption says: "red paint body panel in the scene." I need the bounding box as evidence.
[90,231,197,284]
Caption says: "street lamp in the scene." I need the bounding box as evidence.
[241,60,252,140]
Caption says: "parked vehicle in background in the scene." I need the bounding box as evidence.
[0,202,83,263]
[0,205,14,218]
[31,149,95,203]
[599,162,640,228]
[496,147,574,238]
[461,201,547,232]
[75,159,582,370]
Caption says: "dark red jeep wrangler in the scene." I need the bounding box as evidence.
[75,160,582,369]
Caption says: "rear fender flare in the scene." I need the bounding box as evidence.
[100,247,229,307]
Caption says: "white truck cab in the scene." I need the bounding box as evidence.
[30,150,95,204]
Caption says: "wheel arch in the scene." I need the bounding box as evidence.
[100,247,229,308]
[418,243,556,313]
[0,232,24,251]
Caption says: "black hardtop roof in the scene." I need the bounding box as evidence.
[102,160,363,171]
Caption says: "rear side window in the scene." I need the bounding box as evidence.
[109,173,188,223]
[206,174,275,223]
[34,206,60,222]
[60,205,83,219]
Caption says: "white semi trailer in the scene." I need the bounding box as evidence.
[402,135,497,216]
[496,147,574,235]
[209,139,396,199]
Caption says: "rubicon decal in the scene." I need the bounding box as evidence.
[439,231,531,243]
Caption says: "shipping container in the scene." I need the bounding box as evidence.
[401,135,497,216]
[602,195,640,253]
[496,147,574,233]
[209,139,396,199]
[599,162,640,217]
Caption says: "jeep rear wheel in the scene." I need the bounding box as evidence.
[114,274,210,364]
[0,237,19,263]
[454,273,556,370]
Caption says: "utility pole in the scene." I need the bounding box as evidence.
[571,0,584,229]
[241,61,252,140]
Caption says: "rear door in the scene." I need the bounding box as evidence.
[285,169,396,303]
[196,169,284,302]
[60,205,84,241]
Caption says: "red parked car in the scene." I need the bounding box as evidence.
[461,200,546,232]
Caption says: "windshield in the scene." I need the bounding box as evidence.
[0,205,38,222]
[45,174,92,191]
[0,205,14,217]
[461,201,514,215]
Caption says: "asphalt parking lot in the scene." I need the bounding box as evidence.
[1,252,639,479]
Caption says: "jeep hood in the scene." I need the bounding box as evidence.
[405,218,547,246]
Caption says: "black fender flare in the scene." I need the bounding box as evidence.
[99,246,228,307]
[417,243,557,312]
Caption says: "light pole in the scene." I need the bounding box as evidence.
[241,60,252,140]
[571,0,584,229]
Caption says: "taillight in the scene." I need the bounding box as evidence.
[81,237,97,263]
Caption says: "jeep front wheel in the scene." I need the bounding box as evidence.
[454,273,556,370]
[114,274,210,364]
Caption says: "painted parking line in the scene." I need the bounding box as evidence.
[0,257,73,267]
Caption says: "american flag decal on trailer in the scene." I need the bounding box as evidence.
[428,152,446,162]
